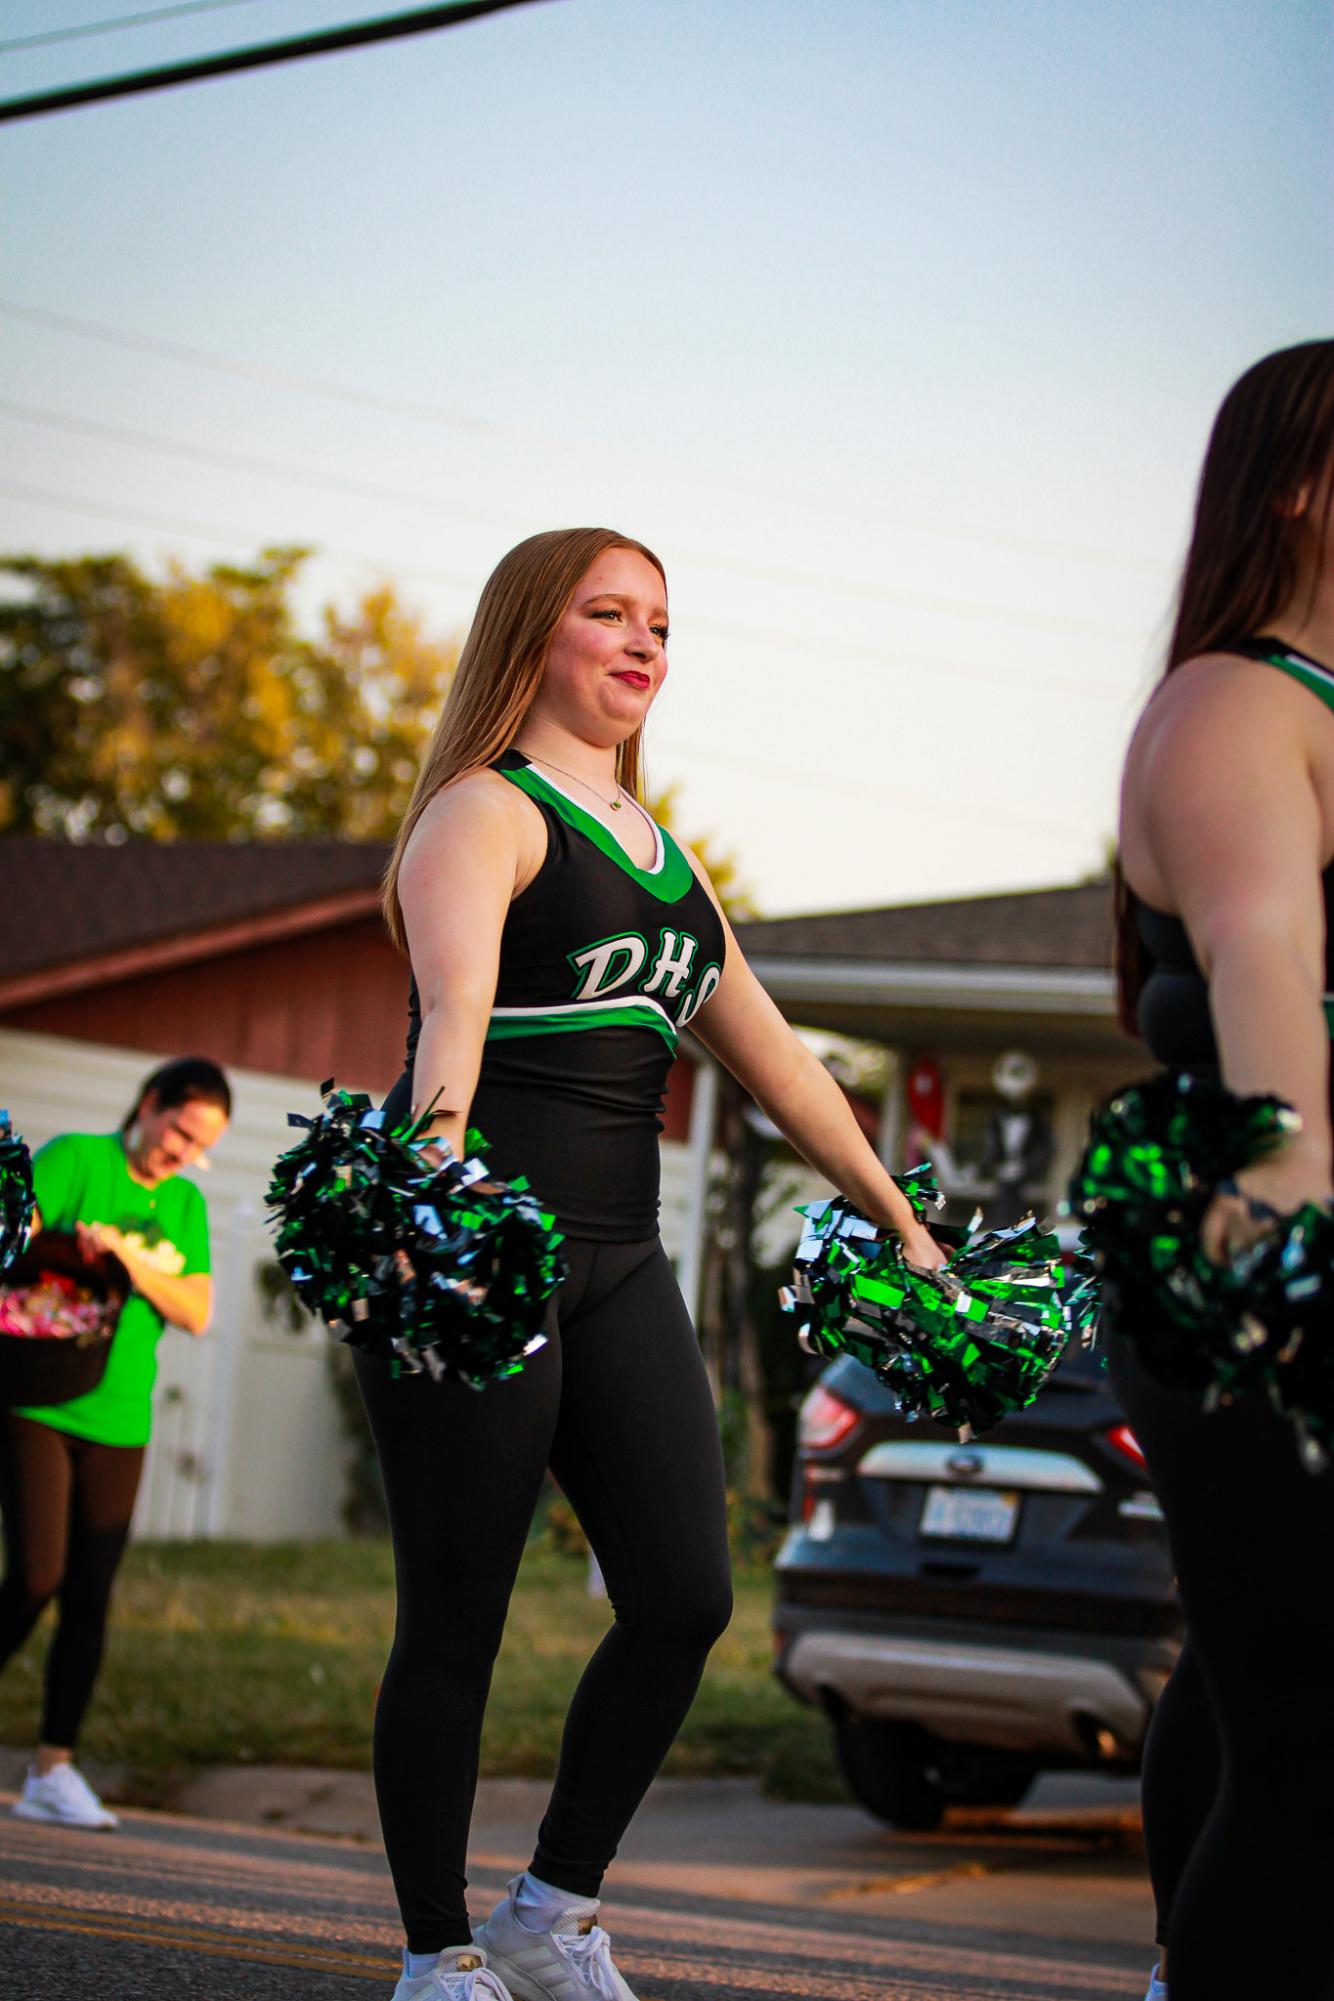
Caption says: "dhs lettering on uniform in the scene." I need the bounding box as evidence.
[568,929,722,1025]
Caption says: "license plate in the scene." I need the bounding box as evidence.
[920,1485,1019,1543]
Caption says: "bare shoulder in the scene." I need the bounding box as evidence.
[1121,654,1318,902]
[1131,652,1305,780]
[403,767,540,874]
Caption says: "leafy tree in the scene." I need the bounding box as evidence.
[645,780,756,919]
[0,547,753,910]
[0,548,454,842]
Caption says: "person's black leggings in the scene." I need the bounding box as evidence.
[1109,1326,1334,1997]
[0,1414,144,1749]
[355,1235,733,1954]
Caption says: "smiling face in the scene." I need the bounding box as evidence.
[531,546,669,749]
[128,1091,229,1186]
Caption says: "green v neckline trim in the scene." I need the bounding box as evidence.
[498,751,696,903]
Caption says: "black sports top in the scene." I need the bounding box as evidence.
[386,750,727,1241]
[1135,638,1334,1087]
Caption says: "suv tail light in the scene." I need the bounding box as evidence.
[797,1384,861,1453]
[1106,1422,1146,1469]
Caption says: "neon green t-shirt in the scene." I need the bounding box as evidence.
[15,1132,211,1449]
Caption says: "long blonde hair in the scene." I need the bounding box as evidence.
[382,527,666,949]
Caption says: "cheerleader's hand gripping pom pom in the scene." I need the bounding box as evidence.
[266,1083,566,1388]
[1069,1071,1334,1470]
[780,1164,1094,1437]
[0,1111,35,1277]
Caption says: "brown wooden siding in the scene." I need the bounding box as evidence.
[1,916,409,1092]
[1,914,699,1134]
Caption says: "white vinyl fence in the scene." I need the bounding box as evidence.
[0,1028,712,1539]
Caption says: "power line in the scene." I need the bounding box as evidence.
[0,475,481,594]
[684,608,1136,695]
[0,471,1140,700]
[0,477,1095,854]
[0,299,1170,580]
[650,734,1099,850]
[0,299,499,437]
[0,395,517,530]
[0,0,557,123]
[0,394,1148,653]
[0,0,266,56]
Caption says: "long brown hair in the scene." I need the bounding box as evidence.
[1115,339,1334,1031]
[382,527,666,950]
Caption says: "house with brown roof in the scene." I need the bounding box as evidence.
[0,841,714,1540]
[734,881,1137,1223]
[0,843,1137,1538]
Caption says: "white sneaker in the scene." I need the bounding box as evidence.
[1146,1968,1168,2001]
[12,1762,118,1830]
[391,1945,514,2000]
[474,1877,638,2001]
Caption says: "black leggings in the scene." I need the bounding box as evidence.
[355,1235,733,1954]
[1109,1328,1334,1997]
[0,1415,144,1749]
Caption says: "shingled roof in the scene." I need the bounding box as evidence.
[0,838,389,992]
[736,882,1114,971]
[0,838,1113,1014]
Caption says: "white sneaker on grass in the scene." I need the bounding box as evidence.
[12,1762,118,1830]
[391,1945,513,2000]
[474,1877,638,2001]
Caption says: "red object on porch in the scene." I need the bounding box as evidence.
[906,1054,946,1138]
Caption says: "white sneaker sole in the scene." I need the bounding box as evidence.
[12,1799,118,1830]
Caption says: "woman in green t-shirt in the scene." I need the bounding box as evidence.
[0,1056,230,1830]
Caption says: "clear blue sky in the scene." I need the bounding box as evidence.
[3,0,1332,912]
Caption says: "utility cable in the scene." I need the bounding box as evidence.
[0,299,499,437]
[0,395,517,530]
[0,468,1142,699]
[0,1,266,56]
[0,475,480,594]
[0,300,1168,579]
[0,399,1147,655]
[650,734,1102,849]
[0,477,1090,852]
[0,0,558,124]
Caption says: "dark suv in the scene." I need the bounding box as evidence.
[772,1340,1178,1828]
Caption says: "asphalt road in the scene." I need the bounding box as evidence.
[0,1773,1155,2001]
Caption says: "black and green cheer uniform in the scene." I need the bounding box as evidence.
[363,750,733,1955]
[386,748,727,1238]
[1133,638,1334,1102]
[1113,637,1334,1989]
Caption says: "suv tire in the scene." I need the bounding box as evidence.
[949,1757,1039,1811]
[832,1715,946,1831]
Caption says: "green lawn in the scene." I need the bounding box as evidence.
[0,1538,844,1810]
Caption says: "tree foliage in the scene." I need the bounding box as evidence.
[0,547,754,910]
[0,548,453,843]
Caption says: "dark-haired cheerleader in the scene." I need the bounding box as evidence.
[363,528,946,2001]
[1114,342,1334,1999]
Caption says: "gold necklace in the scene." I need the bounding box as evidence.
[527,754,627,812]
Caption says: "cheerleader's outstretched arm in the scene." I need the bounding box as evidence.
[681,853,946,1270]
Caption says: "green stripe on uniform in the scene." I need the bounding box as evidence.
[1259,648,1334,717]
[499,761,696,902]
[486,1006,679,1052]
